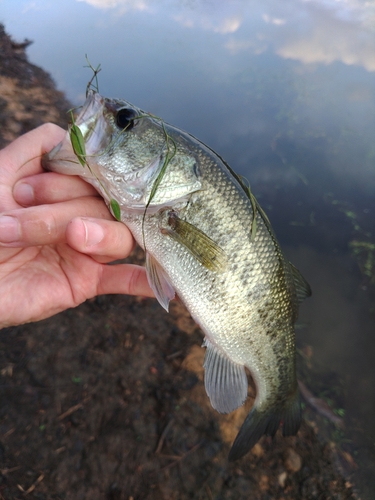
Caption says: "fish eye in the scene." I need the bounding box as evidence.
[116,108,137,130]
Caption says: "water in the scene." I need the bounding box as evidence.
[2,0,375,496]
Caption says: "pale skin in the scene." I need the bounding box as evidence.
[0,123,154,329]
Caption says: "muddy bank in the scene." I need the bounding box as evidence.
[0,25,357,499]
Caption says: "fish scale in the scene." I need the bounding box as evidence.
[43,90,311,460]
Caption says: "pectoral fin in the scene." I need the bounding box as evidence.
[162,212,227,272]
[145,253,175,312]
[203,338,248,414]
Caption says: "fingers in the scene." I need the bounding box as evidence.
[0,124,67,212]
[0,123,66,179]
[0,195,137,264]
[66,217,136,263]
[13,172,98,206]
[0,197,112,247]
[65,217,153,296]
[97,263,153,297]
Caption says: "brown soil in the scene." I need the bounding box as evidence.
[0,25,358,499]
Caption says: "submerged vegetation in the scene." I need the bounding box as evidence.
[334,200,375,285]
[349,241,375,284]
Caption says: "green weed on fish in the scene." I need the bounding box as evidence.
[69,86,169,225]
[69,109,122,222]
[147,123,177,208]
[74,60,177,227]
[85,56,101,96]
[110,199,121,221]
[239,176,258,240]
[235,176,272,242]
[141,122,177,250]
[69,111,86,167]
[68,58,101,166]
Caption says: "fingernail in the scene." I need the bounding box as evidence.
[0,215,21,243]
[14,183,35,206]
[82,219,104,247]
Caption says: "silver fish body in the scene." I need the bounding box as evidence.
[43,91,311,460]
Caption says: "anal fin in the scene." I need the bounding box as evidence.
[203,338,248,414]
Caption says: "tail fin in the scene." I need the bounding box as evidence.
[228,390,301,461]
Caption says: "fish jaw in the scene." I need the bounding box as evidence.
[42,132,86,176]
[42,91,110,180]
[43,92,203,211]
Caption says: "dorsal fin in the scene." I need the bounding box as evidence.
[289,262,312,304]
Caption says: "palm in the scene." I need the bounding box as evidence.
[0,243,101,327]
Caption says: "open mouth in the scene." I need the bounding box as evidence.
[74,90,105,144]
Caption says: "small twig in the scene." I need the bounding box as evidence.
[158,454,182,460]
[155,419,174,454]
[0,466,21,475]
[58,403,83,421]
[3,428,15,438]
[205,485,214,500]
[166,350,183,360]
[160,441,202,471]
[17,473,44,495]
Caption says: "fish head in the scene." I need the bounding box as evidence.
[43,90,199,210]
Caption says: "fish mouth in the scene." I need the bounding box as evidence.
[74,90,105,143]
[42,91,107,176]
[42,90,166,207]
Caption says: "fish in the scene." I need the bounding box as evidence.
[42,90,311,460]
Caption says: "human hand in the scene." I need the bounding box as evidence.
[0,123,153,328]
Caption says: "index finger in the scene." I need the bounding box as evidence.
[0,123,66,182]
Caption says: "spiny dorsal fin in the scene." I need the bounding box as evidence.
[289,262,312,304]
[203,337,248,414]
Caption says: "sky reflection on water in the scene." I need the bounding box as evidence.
[1,0,375,497]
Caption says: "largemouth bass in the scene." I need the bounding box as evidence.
[42,90,311,460]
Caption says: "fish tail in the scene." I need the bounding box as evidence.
[228,389,301,461]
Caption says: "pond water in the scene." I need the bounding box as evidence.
[2,0,375,497]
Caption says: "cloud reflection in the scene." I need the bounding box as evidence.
[173,13,241,34]
[76,0,375,72]
[229,0,375,72]
[273,1,375,71]
[262,14,286,26]
[76,0,148,10]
